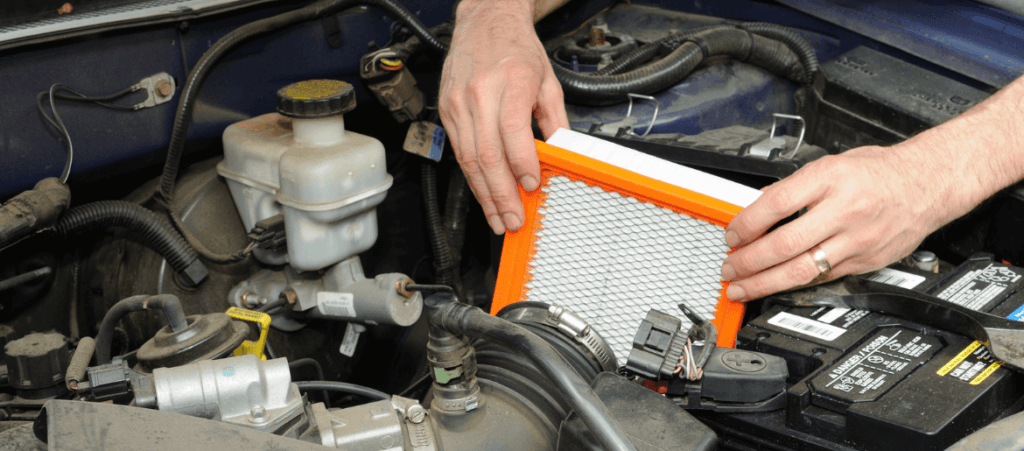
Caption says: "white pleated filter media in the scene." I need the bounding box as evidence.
[524,174,732,366]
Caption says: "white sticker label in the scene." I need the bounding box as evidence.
[768,311,847,341]
[818,308,851,324]
[937,263,1022,311]
[867,268,926,289]
[339,323,366,357]
[317,292,356,317]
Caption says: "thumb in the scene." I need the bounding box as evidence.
[534,73,569,139]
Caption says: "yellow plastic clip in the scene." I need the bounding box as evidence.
[226,307,272,361]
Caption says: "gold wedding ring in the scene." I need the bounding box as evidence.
[810,245,832,281]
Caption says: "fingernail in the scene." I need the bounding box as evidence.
[520,175,539,191]
[726,284,746,301]
[721,263,736,281]
[487,215,506,235]
[725,230,739,248]
[504,213,523,231]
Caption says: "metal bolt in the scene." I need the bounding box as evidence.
[280,288,298,305]
[588,27,607,47]
[407,404,427,424]
[396,278,415,298]
[155,80,173,97]
[249,405,268,423]
[241,291,263,308]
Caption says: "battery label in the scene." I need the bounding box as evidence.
[867,268,926,290]
[936,263,1022,311]
[812,307,871,328]
[768,312,847,341]
[1007,304,1024,322]
[937,341,1002,385]
[810,328,941,407]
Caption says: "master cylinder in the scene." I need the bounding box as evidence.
[218,80,420,329]
[218,79,391,271]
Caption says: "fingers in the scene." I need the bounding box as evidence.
[725,236,849,302]
[722,201,843,282]
[442,102,507,235]
[534,71,569,139]
[725,159,836,248]
[471,74,527,232]
[499,76,543,194]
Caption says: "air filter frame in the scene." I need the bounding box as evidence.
[491,139,746,348]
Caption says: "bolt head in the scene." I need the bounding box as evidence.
[407,405,427,423]
[156,81,173,97]
[249,405,268,423]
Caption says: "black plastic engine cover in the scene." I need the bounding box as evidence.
[557,372,717,451]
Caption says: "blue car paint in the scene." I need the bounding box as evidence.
[2,0,1021,198]
[0,1,453,198]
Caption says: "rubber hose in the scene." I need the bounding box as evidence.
[741,23,819,84]
[156,0,448,209]
[422,164,455,286]
[294,381,390,402]
[593,25,730,76]
[289,358,331,408]
[555,27,804,106]
[65,337,95,390]
[95,295,189,365]
[52,201,207,284]
[427,295,637,451]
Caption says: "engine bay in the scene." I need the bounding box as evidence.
[2,1,1024,450]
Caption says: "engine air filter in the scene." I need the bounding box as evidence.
[492,129,761,365]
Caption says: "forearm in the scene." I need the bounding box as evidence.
[892,76,1024,229]
[455,0,571,23]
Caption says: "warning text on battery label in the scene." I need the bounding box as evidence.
[811,328,941,405]
[936,264,1022,311]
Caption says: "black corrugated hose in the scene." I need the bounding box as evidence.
[442,167,471,297]
[155,0,448,211]
[593,25,729,76]
[422,163,456,286]
[95,294,189,365]
[52,200,209,286]
[555,26,807,106]
[740,22,820,84]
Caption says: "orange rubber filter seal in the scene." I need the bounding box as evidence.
[492,139,746,351]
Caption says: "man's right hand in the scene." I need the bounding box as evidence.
[439,0,569,235]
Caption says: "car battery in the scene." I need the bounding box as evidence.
[694,255,1024,451]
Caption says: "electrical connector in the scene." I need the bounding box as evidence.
[247,214,286,251]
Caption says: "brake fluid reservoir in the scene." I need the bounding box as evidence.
[218,80,392,271]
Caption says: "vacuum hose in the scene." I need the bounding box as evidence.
[94,294,189,365]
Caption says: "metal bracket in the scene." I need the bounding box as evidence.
[625,93,659,137]
[769,113,805,158]
[137,72,176,109]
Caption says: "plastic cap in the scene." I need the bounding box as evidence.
[276,80,356,118]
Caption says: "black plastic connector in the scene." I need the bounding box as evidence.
[626,310,689,380]
[79,357,131,402]
[247,214,286,251]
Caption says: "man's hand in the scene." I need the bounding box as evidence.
[439,0,569,235]
[720,74,1024,302]
[720,146,951,301]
